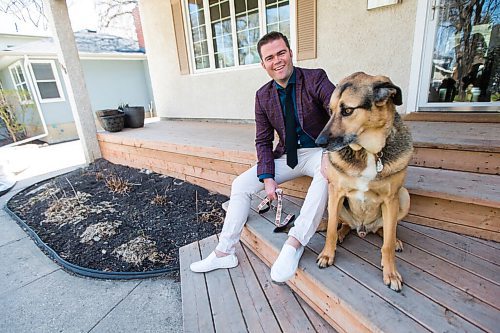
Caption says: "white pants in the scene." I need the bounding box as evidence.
[216,148,328,255]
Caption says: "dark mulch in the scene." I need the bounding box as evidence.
[7,159,227,273]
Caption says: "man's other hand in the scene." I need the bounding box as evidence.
[263,178,279,201]
[321,153,329,179]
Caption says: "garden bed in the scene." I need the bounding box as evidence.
[6,159,227,274]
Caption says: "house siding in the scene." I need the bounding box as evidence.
[80,59,153,112]
[139,0,418,120]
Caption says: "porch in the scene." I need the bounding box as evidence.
[97,117,500,332]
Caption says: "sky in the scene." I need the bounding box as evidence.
[0,0,98,35]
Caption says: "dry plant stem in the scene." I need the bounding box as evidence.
[195,190,199,223]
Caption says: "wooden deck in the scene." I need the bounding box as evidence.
[179,193,500,332]
[179,234,336,333]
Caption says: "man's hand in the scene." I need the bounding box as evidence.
[321,152,330,180]
[263,178,279,201]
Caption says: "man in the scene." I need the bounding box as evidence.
[190,31,335,283]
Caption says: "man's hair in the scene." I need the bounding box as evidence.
[257,31,290,60]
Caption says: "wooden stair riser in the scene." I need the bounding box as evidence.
[411,147,499,175]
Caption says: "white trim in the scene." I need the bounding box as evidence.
[406,0,430,113]
[27,59,65,103]
[0,51,147,60]
[23,56,48,140]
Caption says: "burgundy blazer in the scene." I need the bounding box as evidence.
[255,67,335,176]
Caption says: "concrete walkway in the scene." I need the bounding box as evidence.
[0,143,183,332]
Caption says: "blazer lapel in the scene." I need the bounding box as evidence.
[295,68,304,127]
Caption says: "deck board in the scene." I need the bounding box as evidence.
[395,226,500,284]
[198,236,247,332]
[179,241,215,333]
[244,246,317,333]
[229,242,282,333]
[400,221,500,265]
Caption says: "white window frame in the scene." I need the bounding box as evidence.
[8,61,33,105]
[182,0,296,74]
[407,0,499,112]
[27,60,65,103]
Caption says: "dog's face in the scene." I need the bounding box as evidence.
[316,72,402,153]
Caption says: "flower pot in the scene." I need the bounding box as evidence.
[100,113,125,132]
[96,109,123,128]
[123,106,145,128]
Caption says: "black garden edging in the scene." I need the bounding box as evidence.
[4,203,177,280]
[3,171,179,280]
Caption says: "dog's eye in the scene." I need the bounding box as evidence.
[341,108,354,117]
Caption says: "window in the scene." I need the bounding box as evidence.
[28,60,64,103]
[416,0,499,111]
[184,0,291,72]
[8,62,32,104]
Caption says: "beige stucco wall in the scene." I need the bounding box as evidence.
[140,0,418,120]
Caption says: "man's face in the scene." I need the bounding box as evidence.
[260,38,294,87]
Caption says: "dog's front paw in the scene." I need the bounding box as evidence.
[395,239,404,252]
[383,267,403,292]
[316,250,335,268]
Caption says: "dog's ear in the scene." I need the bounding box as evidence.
[373,82,402,106]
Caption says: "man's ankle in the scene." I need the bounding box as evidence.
[214,249,229,258]
[285,236,302,249]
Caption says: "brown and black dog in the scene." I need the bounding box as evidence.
[315,72,413,291]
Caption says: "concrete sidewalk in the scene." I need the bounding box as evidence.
[0,167,183,332]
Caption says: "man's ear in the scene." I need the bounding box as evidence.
[261,61,265,69]
[373,82,403,106]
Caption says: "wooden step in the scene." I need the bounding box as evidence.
[403,112,500,123]
[179,235,336,332]
[239,194,500,333]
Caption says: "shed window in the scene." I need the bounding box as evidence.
[29,61,64,102]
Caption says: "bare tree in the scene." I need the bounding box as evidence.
[0,0,48,29]
[96,0,138,40]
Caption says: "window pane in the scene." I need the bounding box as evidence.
[10,68,20,85]
[17,66,25,83]
[220,1,230,18]
[266,5,278,24]
[210,5,220,21]
[265,0,275,5]
[237,31,248,48]
[235,0,246,14]
[279,21,290,38]
[249,27,260,44]
[236,14,247,30]
[267,23,278,33]
[248,0,258,10]
[38,82,60,99]
[428,1,499,103]
[278,2,289,21]
[248,11,259,28]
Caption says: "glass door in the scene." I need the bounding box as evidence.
[419,0,499,111]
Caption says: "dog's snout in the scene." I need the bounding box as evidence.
[315,134,329,147]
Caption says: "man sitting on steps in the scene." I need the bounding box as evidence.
[190,31,335,283]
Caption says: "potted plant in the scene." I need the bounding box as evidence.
[118,103,145,128]
[95,109,125,132]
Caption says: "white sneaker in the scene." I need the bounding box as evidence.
[270,244,304,283]
[190,251,238,273]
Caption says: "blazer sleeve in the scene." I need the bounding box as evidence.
[315,69,336,113]
[254,92,275,177]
